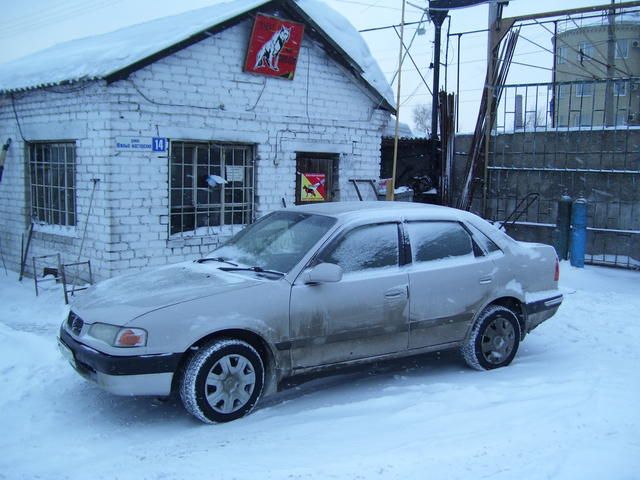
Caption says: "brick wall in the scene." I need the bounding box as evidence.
[0,83,114,278]
[0,19,390,280]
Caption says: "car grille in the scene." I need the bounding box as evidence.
[67,311,84,335]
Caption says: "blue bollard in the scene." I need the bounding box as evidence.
[570,197,588,268]
[553,193,572,260]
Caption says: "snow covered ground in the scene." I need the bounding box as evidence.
[0,263,638,480]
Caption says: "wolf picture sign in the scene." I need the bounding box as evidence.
[244,14,305,80]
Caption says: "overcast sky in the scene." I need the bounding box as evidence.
[0,0,605,132]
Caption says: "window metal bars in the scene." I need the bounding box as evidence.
[28,142,76,226]
[169,141,254,237]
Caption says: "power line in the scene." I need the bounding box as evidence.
[360,19,424,33]
[511,60,552,71]
[391,22,433,95]
[535,17,633,78]
[329,0,404,11]
[389,10,429,86]
[0,0,126,39]
[448,7,640,36]
[518,33,603,79]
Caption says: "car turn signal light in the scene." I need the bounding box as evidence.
[115,328,147,347]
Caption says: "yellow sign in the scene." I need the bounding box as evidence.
[300,173,326,202]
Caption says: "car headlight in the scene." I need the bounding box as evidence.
[88,323,147,347]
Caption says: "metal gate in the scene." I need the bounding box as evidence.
[484,81,640,269]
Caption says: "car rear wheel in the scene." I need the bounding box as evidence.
[180,339,264,423]
[462,305,521,371]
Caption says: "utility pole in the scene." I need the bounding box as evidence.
[428,0,496,205]
[483,0,501,216]
[429,8,448,141]
[390,0,407,201]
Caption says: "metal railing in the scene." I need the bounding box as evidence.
[485,80,640,269]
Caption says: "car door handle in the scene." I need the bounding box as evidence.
[479,275,493,285]
[385,286,408,299]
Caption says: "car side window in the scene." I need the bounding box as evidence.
[317,223,399,273]
[465,223,502,254]
[407,221,473,263]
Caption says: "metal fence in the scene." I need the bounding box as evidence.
[484,81,640,269]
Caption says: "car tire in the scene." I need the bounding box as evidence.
[180,339,264,424]
[461,305,521,371]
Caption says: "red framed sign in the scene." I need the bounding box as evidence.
[244,14,305,80]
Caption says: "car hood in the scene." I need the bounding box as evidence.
[70,261,262,325]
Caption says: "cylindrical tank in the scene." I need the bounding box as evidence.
[570,197,588,268]
[553,193,572,260]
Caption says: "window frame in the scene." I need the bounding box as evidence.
[27,140,77,227]
[557,83,570,99]
[403,220,479,265]
[312,221,405,274]
[577,41,594,61]
[169,140,255,237]
[615,39,629,59]
[614,79,627,97]
[575,82,594,98]
[557,45,568,65]
[462,222,503,257]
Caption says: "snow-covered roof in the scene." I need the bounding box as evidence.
[0,0,394,110]
[383,117,414,138]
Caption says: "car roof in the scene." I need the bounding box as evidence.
[286,201,467,221]
[284,201,516,252]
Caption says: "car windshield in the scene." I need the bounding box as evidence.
[207,211,337,274]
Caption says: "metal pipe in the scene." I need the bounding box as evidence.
[390,0,407,201]
[431,16,444,139]
[456,34,461,132]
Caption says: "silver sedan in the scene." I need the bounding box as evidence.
[58,202,562,423]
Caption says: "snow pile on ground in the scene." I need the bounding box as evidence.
[0,264,639,479]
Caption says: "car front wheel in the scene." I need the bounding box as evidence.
[180,339,264,423]
[462,305,521,371]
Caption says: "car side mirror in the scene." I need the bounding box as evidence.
[302,263,343,284]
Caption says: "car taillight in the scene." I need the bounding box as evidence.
[554,257,560,282]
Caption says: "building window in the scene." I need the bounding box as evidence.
[575,82,593,97]
[557,84,570,98]
[169,141,254,236]
[615,39,629,59]
[614,80,627,96]
[578,41,594,63]
[28,142,76,226]
[557,46,568,64]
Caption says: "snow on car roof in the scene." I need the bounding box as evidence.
[0,0,394,109]
[288,201,469,220]
[287,201,519,248]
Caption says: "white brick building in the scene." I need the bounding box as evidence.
[0,0,394,280]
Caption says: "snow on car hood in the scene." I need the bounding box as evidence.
[71,261,260,324]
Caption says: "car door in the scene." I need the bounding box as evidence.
[405,221,496,350]
[289,222,409,368]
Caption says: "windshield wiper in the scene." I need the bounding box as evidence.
[220,266,285,277]
[196,257,238,266]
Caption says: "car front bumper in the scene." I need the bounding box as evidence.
[58,327,182,396]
